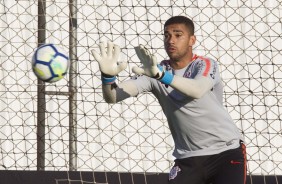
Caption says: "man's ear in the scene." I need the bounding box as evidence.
[189,35,196,46]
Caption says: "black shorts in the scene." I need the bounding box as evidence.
[168,141,247,184]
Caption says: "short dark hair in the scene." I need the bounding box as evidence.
[164,16,195,35]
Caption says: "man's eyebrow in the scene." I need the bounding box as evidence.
[164,30,183,33]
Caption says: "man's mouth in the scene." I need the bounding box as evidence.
[167,46,176,52]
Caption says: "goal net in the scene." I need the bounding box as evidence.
[0,0,281,182]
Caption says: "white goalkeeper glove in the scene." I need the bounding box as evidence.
[91,41,127,84]
[133,45,174,85]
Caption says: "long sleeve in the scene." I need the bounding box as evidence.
[102,80,139,103]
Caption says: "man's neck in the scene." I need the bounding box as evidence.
[170,53,196,70]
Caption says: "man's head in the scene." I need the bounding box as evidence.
[163,16,196,67]
[164,16,195,36]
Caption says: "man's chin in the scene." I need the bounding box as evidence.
[168,55,180,62]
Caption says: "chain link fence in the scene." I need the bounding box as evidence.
[0,0,281,175]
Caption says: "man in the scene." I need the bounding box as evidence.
[91,16,247,184]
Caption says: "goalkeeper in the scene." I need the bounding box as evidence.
[92,16,247,184]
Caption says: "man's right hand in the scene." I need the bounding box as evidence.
[91,41,127,76]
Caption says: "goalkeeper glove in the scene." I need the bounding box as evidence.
[133,45,174,85]
[91,41,127,84]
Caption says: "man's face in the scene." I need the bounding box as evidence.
[164,23,195,62]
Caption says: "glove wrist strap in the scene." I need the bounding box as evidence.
[101,72,116,84]
[159,71,174,85]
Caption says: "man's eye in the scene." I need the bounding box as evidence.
[164,35,170,39]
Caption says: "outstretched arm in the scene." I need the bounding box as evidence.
[102,80,139,103]
[133,45,213,99]
[91,41,139,103]
[170,75,213,99]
